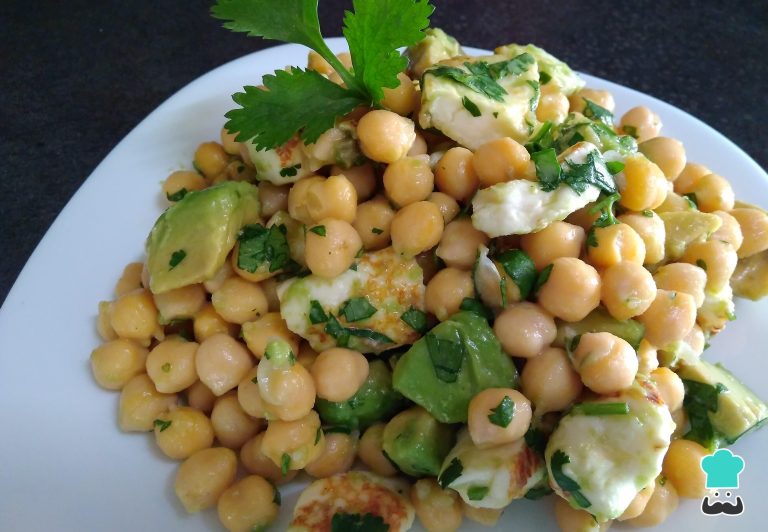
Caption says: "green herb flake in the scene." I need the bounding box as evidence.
[589,193,621,228]
[309,300,329,324]
[526,80,540,112]
[534,264,554,297]
[582,98,613,125]
[606,161,625,175]
[696,259,708,271]
[429,53,534,102]
[166,188,188,202]
[324,315,351,347]
[532,148,561,190]
[371,227,384,235]
[586,228,598,248]
[425,331,465,383]
[339,297,377,322]
[280,453,291,476]
[330,512,388,532]
[272,484,281,506]
[169,249,186,270]
[458,297,493,321]
[642,209,654,217]
[161,362,171,373]
[238,223,291,273]
[525,484,554,500]
[467,486,490,501]
[438,457,464,489]
[153,419,172,432]
[682,379,727,450]
[309,225,326,236]
[488,396,515,427]
[279,163,302,177]
[539,71,552,85]
[315,427,322,445]
[524,427,547,455]
[571,402,630,416]
[496,249,537,300]
[462,96,482,117]
[551,450,591,508]
[623,125,638,138]
[400,307,428,334]
[683,192,699,209]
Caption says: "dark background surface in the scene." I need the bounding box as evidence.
[2,0,767,307]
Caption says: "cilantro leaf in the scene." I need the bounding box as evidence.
[606,161,625,175]
[339,297,377,322]
[467,486,490,501]
[309,225,326,236]
[401,307,428,334]
[438,457,463,488]
[525,483,554,500]
[561,150,616,195]
[462,96,482,117]
[166,188,188,202]
[458,297,493,321]
[682,379,727,450]
[331,512,389,532]
[524,427,547,456]
[343,0,433,103]
[153,419,172,432]
[532,148,561,191]
[533,264,554,297]
[428,56,531,102]
[550,450,591,508]
[488,395,515,427]
[571,402,629,416]
[169,250,186,270]
[589,193,621,228]
[582,98,613,125]
[238,223,291,273]
[225,68,364,148]
[425,330,465,383]
[309,300,329,324]
[281,453,291,476]
[496,249,537,300]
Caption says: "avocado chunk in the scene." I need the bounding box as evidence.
[146,181,260,294]
[554,307,645,350]
[406,27,463,78]
[393,311,518,423]
[316,360,407,430]
[677,360,768,448]
[658,211,722,261]
[382,406,456,477]
[495,43,584,96]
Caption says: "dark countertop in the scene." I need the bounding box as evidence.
[2,0,767,306]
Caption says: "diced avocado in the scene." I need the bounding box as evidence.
[732,249,768,301]
[659,211,722,261]
[406,27,463,78]
[554,307,645,350]
[438,429,545,509]
[677,360,768,446]
[315,360,407,430]
[393,311,518,423]
[419,53,540,150]
[382,406,456,477]
[657,336,701,369]
[146,181,260,294]
[495,43,585,96]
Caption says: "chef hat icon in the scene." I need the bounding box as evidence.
[700,449,745,489]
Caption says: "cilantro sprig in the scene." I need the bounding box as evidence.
[213,0,434,149]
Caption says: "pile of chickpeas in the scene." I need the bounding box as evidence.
[89,48,768,532]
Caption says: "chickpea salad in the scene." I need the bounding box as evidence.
[90,1,768,531]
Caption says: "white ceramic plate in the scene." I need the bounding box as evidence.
[1,39,766,531]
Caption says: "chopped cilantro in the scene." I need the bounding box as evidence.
[496,249,536,300]
[280,453,291,476]
[683,192,699,209]
[539,71,552,85]
[458,297,493,321]
[425,330,465,383]
[339,297,377,322]
[166,188,188,202]
[169,249,186,270]
[682,379,727,450]
[524,427,547,455]
[571,402,629,416]
[325,315,351,347]
[623,125,638,138]
[467,486,489,501]
[153,419,172,432]
[488,396,515,427]
[586,228,598,248]
[400,307,428,334]
[330,512,388,532]
[279,163,302,177]
[582,98,613,125]
[272,484,281,506]
[462,96,482,117]
[371,227,384,235]
[309,300,329,324]
[696,259,708,271]
[309,225,326,236]
[161,362,171,373]
[533,264,554,297]
[605,161,625,175]
[438,457,463,488]
[525,484,554,500]
[589,193,621,228]
[531,148,561,189]
[237,223,291,273]
[428,53,534,102]
[315,427,322,445]
[526,79,540,112]
[550,450,591,508]
[642,209,654,217]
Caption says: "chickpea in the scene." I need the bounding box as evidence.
[110,288,159,345]
[193,303,238,342]
[382,72,417,116]
[258,181,290,218]
[618,211,666,265]
[521,347,583,413]
[408,131,428,156]
[616,154,668,211]
[305,174,358,224]
[261,410,325,471]
[241,312,300,359]
[305,218,362,278]
[236,366,269,419]
[358,423,398,477]
[600,262,656,320]
[565,204,600,232]
[187,380,216,414]
[311,348,369,402]
[653,263,707,308]
[536,91,569,123]
[296,343,318,370]
[332,164,377,203]
[674,162,711,194]
[217,475,280,532]
[307,50,334,75]
[240,433,298,484]
[468,388,532,448]
[572,332,638,394]
[96,301,116,341]
[146,337,199,393]
[211,393,263,449]
[686,173,736,213]
[650,367,684,412]
[435,217,489,270]
[554,496,610,532]
[520,221,585,270]
[680,239,738,292]
[587,222,647,268]
[194,142,229,179]
[255,341,316,421]
[427,192,460,224]
[730,207,768,258]
[662,439,709,498]
[391,201,444,257]
[115,262,144,297]
[618,106,662,143]
[637,290,697,348]
[411,478,463,532]
[435,147,479,202]
[203,261,233,293]
[357,110,415,163]
[638,137,686,181]
[353,195,395,251]
[462,503,503,526]
[569,88,615,113]
[473,137,531,187]
[288,176,325,225]
[154,283,206,322]
[153,406,214,459]
[118,373,178,432]
[494,302,556,358]
[384,156,434,207]
[711,210,744,251]
[637,339,659,376]
[219,127,240,155]
[162,170,207,202]
[175,447,238,512]
[618,482,655,521]
[196,333,254,396]
[537,257,601,322]
[425,267,475,321]
[260,277,281,312]
[90,338,148,390]
[625,477,679,527]
[305,432,358,478]
[211,277,268,325]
